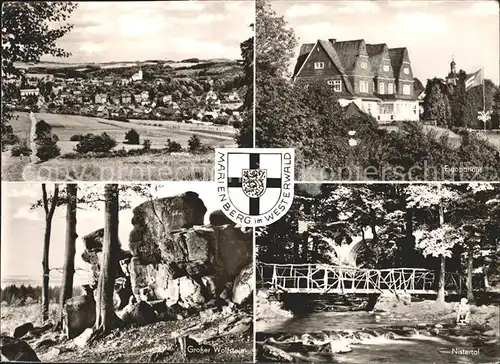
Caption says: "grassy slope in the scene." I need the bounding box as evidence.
[13,112,235,151]
[4,112,231,181]
[0,303,59,336]
[21,152,215,181]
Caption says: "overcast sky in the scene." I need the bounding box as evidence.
[42,1,254,63]
[1,182,219,286]
[273,0,499,84]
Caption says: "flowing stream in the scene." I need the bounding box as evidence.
[257,311,499,364]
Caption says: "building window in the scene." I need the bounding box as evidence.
[403,84,411,95]
[381,104,394,114]
[359,80,369,93]
[327,80,342,92]
[361,61,367,69]
[413,105,417,114]
[403,67,410,75]
[383,64,390,72]
[379,82,385,94]
[388,83,394,94]
[314,62,325,69]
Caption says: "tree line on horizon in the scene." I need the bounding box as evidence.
[1,284,83,306]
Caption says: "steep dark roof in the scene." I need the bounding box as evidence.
[318,40,345,74]
[343,101,367,118]
[333,40,365,72]
[388,48,407,77]
[292,43,315,77]
[366,43,386,71]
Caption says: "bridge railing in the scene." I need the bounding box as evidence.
[257,263,465,295]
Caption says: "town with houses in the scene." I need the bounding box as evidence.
[7,63,244,126]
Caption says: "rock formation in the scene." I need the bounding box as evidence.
[0,335,40,362]
[128,193,252,308]
[80,192,253,313]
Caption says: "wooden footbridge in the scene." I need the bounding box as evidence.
[257,263,466,295]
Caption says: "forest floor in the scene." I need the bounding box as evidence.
[1,303,253,363]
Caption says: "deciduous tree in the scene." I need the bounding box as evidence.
[1,2,77,145]
[406,184,459,303]
[40,183,59,322]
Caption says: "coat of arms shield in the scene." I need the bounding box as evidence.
[215,148,295,227]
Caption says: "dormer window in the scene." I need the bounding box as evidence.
[404,67,410,75]
[361,61,367,69]
[403,84,411,95]
[388,83,394,94]
[379,82,385,94]
[383,64,389,72]
[314,62,325,70]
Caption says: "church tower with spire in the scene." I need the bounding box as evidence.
[446,56,458,86]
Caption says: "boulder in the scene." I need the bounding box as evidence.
[41,347,60,361]
[126,193,251,309]
[62,289,96,339]
[178,277,205,308]
[232,263,253,305]
[128,192,207,264]
[81,228,133,288]
[73,328,93,349]
[261,344,294,362]
[483,329,498,337]
[0,335,40,362]
[209,210,235,226]
[125,301,157,327]
[328,339,352,353]
[373,291,412,312]
[12,323,34,339]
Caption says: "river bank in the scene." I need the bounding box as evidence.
[256,289,499,363]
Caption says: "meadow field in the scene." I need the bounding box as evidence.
[3,112,231,181]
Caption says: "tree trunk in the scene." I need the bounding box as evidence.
[57,183,78,328]
[42,220,52,322]
[436,205,446,303]
[370,208,378,243]
[437,255,446,303]
[41,184,59,322]
[93,184,121,336]
[466,246,474,302]
[301,231,309,263]
[483,264,490,290]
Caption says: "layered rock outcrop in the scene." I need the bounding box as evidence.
[128,192,252,308]
[81,192,253,310]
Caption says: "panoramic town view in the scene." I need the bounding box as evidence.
[256,0,500,180]
[1,1,254,181]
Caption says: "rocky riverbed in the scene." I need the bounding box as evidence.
[256,289,500,363]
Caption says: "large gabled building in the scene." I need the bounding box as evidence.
[293,38,419,122]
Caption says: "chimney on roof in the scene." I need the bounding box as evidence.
[329,38,336,44]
